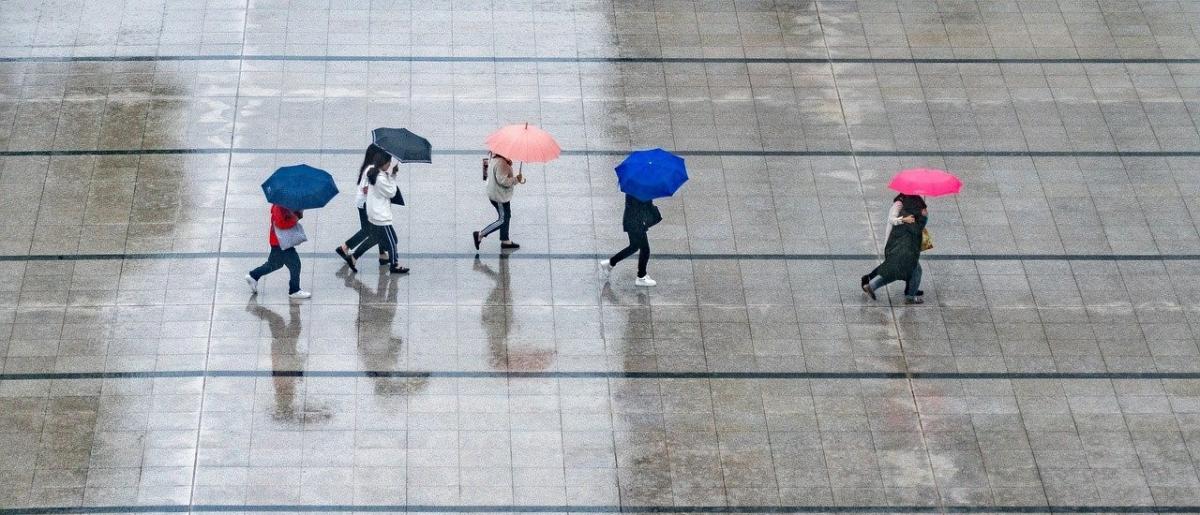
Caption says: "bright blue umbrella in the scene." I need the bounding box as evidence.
[615,148,688,201]
[261,164,339,211]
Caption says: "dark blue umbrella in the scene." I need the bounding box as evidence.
[261,164,339,211]
[614,148,688,201]
[372,127,432,163]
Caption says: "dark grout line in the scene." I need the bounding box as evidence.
[0,504,1196,514]
[4,370,1200,381]
[2,54,1200,64]
[0,251,1195,262]
[4,148,1200,158]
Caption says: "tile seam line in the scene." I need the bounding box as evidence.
[0,252,1194,261]
[0,505,1194,513]
[6,148,1200,157]
[5,370,1200,380]
[2,55,1200,64]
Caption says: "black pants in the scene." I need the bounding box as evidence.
[480,200,511,241]
[609,231,650,278]
[374,223,399,267]
[346,207,381,259]
[250,246,301,294]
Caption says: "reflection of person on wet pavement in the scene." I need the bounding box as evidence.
[474,256,552,370]
[342,270,425,394]
[244,299,329,423]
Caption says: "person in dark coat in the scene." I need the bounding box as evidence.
[600,194,662,287]
[862,193,926,297]
[863,194,927,304]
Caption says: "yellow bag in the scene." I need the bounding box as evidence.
[920,228,933,252]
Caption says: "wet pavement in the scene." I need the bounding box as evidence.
[4,0,1200,512]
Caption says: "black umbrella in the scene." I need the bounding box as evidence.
[372,127,432,163]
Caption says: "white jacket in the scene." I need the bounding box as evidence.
[350,168,369,210]
[486,157,518,203]
[353,166,372,209]
[883,200,903,241]
[366,168,398,225]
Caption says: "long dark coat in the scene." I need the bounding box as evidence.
[877,213,926,282]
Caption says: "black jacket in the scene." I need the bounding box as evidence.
[876,200,927,282]
[622,195,661,233]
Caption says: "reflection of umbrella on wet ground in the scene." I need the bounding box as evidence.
[261,164,339,211]
[615,148,688,201]
[888,168,961,197]
[372,127,432,164]
[485,122,561,174]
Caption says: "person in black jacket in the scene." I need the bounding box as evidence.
[600,194,662,286]
[863,194,927,304]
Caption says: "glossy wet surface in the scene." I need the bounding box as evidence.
[4,1,1200,513]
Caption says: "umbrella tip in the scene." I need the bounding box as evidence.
[524,121,528,129]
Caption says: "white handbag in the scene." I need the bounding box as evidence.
[275,223,307,250]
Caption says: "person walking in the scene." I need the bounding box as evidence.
[862,194,927,304]
[365,158,409,275]
[245,203,311,299]
[862,193,926,297]
[335,145,393,272]
[472,152,523,251]
[600,193,662,287]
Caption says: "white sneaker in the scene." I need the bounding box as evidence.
[289,290,311,299]
[598,259,613,277]
[244,274,258,293]
[635,276,657,287]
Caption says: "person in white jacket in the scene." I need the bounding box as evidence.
[335,145,393,272]
[365,163,408,274]
[472,152,523,251]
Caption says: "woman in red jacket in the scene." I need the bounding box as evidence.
[245,204,310,299]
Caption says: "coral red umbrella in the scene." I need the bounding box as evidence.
[485,123,561,164]
[888,168,962,197]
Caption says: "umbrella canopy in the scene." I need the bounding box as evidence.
[261,164,339,211]
[888,168,961,197]
[485,123,561,163]
[615,148,688,201]
[372,127,432,163]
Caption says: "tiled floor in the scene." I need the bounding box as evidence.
[3,0,1200,512]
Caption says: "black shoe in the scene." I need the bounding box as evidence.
[378,254,389,266]
[472,231,481,250]
[335,246,357,272]
[500,241,520,250]
[916,290,924,296]
[860,274,869,287]
[862,283,876,300]
[389,266,409,275]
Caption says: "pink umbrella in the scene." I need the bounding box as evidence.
[485,123,561,163]
[888,168,962,197]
